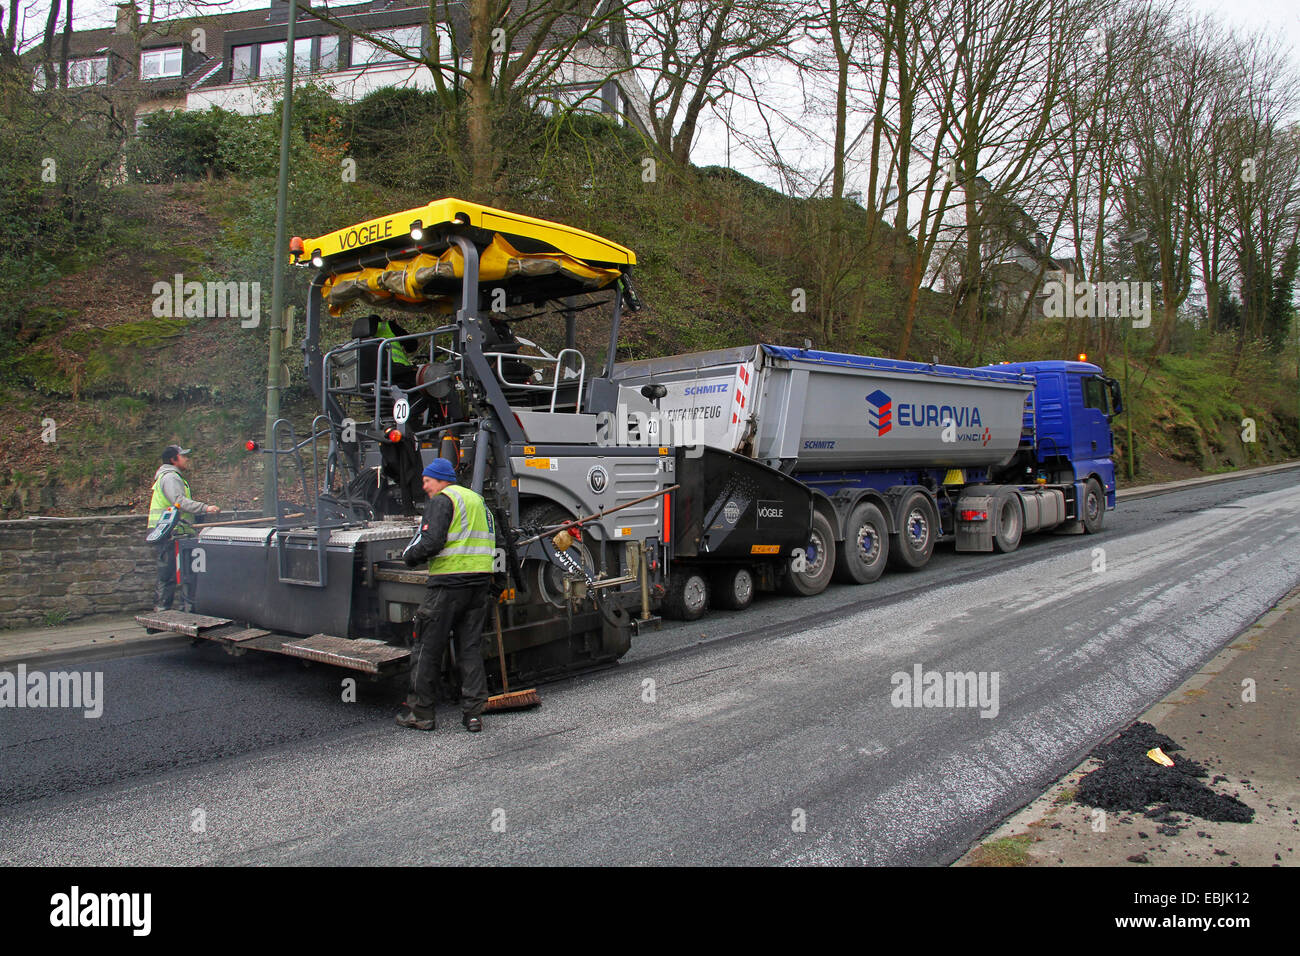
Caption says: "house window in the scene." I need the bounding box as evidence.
[233,36,341,81]
[69,56,109,86]
[141,47,183,79]
[232,45,254,80]
[258,40,287,78]
[318,35,339,71]
[34,55,109,90]
[293,36,314,73]
[352,25,424,66]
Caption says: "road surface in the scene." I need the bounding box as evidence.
[2,470,1297,864]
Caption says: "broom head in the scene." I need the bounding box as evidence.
[485,688,541,711]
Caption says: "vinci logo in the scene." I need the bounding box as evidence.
[866,389,892,436]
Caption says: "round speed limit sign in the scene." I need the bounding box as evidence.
[393,398,410,424]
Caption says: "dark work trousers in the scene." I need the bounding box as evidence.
[155,538,194,611]
[408,581,491,717]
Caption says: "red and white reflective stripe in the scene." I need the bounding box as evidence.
[732,364,752,425]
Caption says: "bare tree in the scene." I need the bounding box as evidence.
[1116,14,1229,355]
[628,0,802,168]
[1220,31,1300,344]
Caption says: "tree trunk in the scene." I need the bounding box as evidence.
[60,0,73,88]
[41,0,61,90]
[466,0,495,200]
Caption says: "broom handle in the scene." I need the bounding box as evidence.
[515,484,680,546]
[492,601,510,694]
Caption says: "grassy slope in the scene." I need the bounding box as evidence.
[1,179,1296,517]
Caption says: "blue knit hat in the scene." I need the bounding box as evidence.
[422,459,457,482]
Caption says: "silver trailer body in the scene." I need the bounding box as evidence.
[614,345,1033,472]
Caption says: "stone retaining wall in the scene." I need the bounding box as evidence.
[0,512,260,628]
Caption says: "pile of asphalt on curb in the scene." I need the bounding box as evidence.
[1076,722,1255,826]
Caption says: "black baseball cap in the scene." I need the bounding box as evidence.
[162,444,192,462]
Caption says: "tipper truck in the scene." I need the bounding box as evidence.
[611,345,1122,615]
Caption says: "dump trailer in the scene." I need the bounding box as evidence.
[138,200,814,683]
[611,345,1121,612]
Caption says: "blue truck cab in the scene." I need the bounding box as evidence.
[981,361,1122,511]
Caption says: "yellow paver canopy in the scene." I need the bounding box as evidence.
[297,198,636,317]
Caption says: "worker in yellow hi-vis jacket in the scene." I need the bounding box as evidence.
[396,458,500,733]
[148,444,220,611]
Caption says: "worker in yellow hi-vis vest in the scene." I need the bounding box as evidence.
[148,444,220,611]
[365,313,417,389]
[397,458,500,733]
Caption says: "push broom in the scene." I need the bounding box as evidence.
[485,484,680,712]
[484,600,540,711]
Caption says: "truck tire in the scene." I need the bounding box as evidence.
[520,502,593,608]
[993,491,1024,553]
[713,567,755,611]
[780,510,836,596]
[1081,478,1105,533]
[889,491,937,571]
[834,501,890,585]
[663,569,710,620]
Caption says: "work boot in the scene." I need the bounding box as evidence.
[396,705,435,731]
[462,715,482,733]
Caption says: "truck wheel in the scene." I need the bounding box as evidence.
[888,491,937,571]
[780,511,836,596]
[834,502,889,584]
[1082,478,1105,533]
[663,569,710,620]
[993,492,1024,553]
[713,567,755,611]
[520,503,593,608]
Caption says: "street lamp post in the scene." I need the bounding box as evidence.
[263,0,298,514]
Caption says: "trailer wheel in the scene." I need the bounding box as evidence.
[1081,478,1105,533]
[713,567,755,611]
[888,491,937,571]
[834,502,889,585]
[780,511,836,596]
[663,569,710,620]
[993,492,1024,553]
